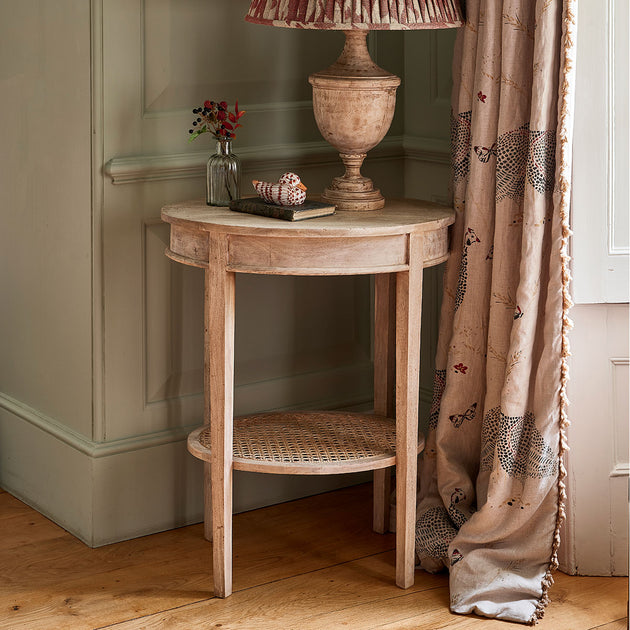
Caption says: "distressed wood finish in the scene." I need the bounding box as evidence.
[162,198,454,236]
[162,198,455,598]
[206,233,235,598]
[310,30,400,211]
[395,233,424,588]
[373,273,397,534]
[227,233,408,274]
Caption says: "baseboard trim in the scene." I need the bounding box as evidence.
[0,392,97,456]
[0,391,374,547]
[0,391,196,458]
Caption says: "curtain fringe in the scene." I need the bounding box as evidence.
[530,0,577,623]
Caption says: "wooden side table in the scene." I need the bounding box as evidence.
[161,198,455,598]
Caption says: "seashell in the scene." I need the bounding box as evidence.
[252,172,307,206]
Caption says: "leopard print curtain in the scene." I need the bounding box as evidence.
[415,0,576,623]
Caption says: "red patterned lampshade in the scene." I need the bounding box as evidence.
[245,0,463,29]
[246,0,463,211]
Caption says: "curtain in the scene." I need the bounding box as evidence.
[415,0,576,623]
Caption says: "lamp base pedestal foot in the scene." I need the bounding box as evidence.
[321,154,386,211]
[321,186,385,212]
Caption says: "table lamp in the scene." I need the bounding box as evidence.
[245,0,463,211]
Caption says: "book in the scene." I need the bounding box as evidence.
[229,197,336,222]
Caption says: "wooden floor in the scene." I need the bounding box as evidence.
[0,484,627,630]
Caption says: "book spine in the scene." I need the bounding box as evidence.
[232,202,295,221]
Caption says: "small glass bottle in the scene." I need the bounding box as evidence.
[206,137,241,206]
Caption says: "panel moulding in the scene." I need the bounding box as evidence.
[141,100,315,120]
[607,0,629,257]
[91,0,106,443]
[104,135,452,186]
[105,137,405,185]
[143,219,204,407]
[610,357,629,478]
[403,135,450,165]
[428,31,449,106]
[140,0,337,117]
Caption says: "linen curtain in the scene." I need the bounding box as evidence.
[415,0,576,623]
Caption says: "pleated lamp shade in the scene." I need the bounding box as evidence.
[245,0,463,30]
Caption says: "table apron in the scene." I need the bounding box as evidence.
[227,233,407,274]
[166,225,450,274]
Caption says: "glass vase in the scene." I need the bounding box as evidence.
[206,137,241,206]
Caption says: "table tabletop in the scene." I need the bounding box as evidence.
[161,198,455,238]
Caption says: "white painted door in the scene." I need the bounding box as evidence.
[561,0,629,576]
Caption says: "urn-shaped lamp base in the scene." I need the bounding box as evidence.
[309,31,400,212]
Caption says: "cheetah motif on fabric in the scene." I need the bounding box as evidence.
[428,369,447,430]
[416,491,473,561]
[416,506,457,560]
[480,406,558,480]
[451,110,472,182]
[447,487,470,529]
[526,130,556,195]
[496,124,557,201]
[454,227,481,312]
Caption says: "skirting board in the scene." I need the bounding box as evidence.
[0,396,372,547]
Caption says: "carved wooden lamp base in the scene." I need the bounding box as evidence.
[309,31,400,212]
[321,152,384,211]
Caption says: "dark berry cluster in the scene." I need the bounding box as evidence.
[188,100,245,142]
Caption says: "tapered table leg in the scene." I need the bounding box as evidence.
[373,274,396,534]
[206,233,235,598]
[395,233,424,589]
[203,249,213,543]
[203,463,212,542]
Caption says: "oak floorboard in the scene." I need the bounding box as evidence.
[0,483,627,630]
[99,552,447,630]
[0,492,70,548]
[0,484,393,630]
[99,555,629,630]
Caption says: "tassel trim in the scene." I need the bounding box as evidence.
[529,0,577,624]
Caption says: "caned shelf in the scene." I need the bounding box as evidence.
[187,411,426,475]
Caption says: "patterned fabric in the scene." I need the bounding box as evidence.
[416,0,576,623]
[495,125,557,201]
[480,407,558,480]
[451,110,472,182]
[428,369,447,430]
[245,0,463,29]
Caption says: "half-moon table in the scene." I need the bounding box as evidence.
[161,198,455,598]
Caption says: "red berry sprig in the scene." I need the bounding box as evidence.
[188,100,246,141]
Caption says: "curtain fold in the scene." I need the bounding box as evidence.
[415,0,576,623]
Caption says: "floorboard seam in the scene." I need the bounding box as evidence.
[590,618,629,630]
[94,548,396,629]
[299,584,449,630]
